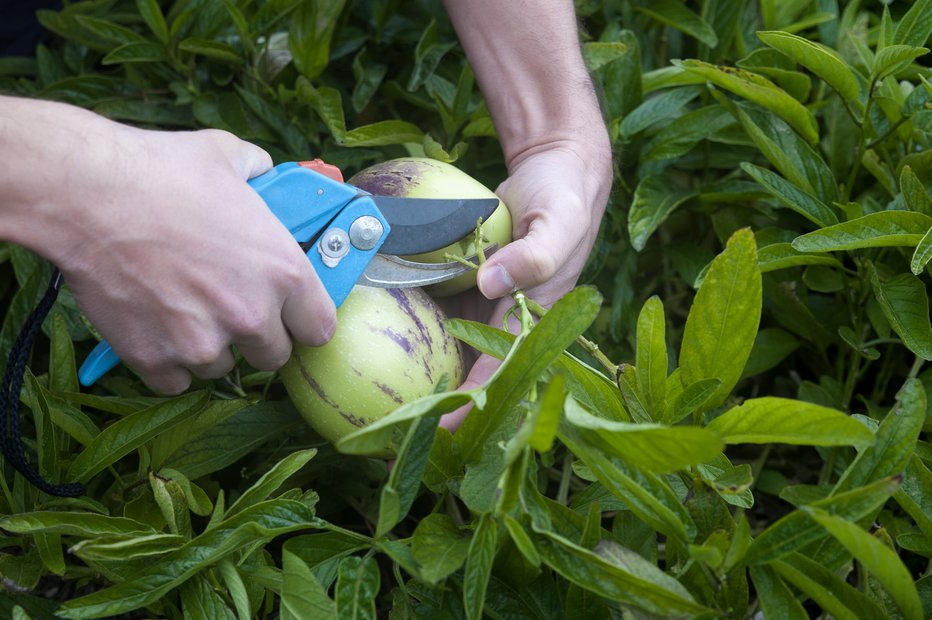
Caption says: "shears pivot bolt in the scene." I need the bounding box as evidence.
[349,216,384,251]
[318,228,350,267]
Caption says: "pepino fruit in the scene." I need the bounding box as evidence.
[279,285,464,457]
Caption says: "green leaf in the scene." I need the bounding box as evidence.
[901,165,932,216]
[376,415,438,537]
[804,507,924,620]
[226,448,317,517]
[744,475,901,564]
[530,528,709,617]
[676,59,819,144]
[164,401,305,480]
[706,397,874,447]
[70,534,185,562]
[503,515,540,567]
[834,379,926,493]
[757,30,861,105]
[628,175,698,251]
[528,375,564,453]
[757,243,844,273]
[67,391,210,482]
[0,512,156,538]
[749,565,809,620]
[910,227,932,275]
[135,0,169,44]
[179,575,236,620]
[101,41,168,64]
[296,78,347,140]
[288,0,345,79]
[411,514,471,583]
[619,85,702,138]
[896,457,932,539]
[216,561,250,620]
[741,163,839,227]
[872,45,929,81]
[793,212,932,252]
[564,397,723,473]
[870,270,932,360]
[714,93,836,202]
[177,37,243,64]
[582,41,628,72]
[408,19,455,91]
[559,425,696,541]
[335,556,379,620]
[463,513,498,620]
[772,553,887,620]
[636,296,668,417]
[58,500,321,619]
[641,104,735,162]
[663,377,721,424]
[894,0,932,46]
[680,228,762,409]
[456,286,602,461]
[73,15,145,47]
[281,544,337,620]
[340,120,424,147]
[337,391,472,455]
[634,0,718,47]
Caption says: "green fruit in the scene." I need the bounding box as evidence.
[348,157,513,296]
[280,285,464,457]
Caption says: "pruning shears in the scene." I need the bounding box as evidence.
[77,159,500,387]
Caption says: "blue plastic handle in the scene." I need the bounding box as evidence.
[78,162,389,387]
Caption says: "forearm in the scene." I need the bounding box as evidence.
[0,95,128,265]
[443,0,609,168]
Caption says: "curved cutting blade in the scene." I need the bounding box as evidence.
[370,196,501,255]
[360,245,499,288]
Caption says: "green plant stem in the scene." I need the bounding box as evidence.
[907,355,925,380]
[556,452,574,506]
[524,297,619,377]
[842,79,878,203]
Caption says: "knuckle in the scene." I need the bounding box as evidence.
[184,337,223,368]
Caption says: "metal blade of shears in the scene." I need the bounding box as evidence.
[360,245,499,288]
[370,196,501,255]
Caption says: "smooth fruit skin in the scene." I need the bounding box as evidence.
[348,157,513,296]
[279,285,464,456]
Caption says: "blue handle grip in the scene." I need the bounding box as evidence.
[78,162,388,387]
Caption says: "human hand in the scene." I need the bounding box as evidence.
[4,105,338,394]
[439,140,612,431]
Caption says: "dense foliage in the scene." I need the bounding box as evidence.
[1,0,931,618]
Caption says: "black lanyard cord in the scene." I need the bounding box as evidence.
[1,269,85,497]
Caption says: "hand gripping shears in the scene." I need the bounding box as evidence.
[77,159,499,387]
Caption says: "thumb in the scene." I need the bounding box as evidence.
[476,215,585,299]
[198,128,273,180]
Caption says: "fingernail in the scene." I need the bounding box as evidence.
[478,265,515,299]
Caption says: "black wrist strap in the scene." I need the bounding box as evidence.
[1,269,85,497]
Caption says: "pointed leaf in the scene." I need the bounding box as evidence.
[741,163,838,227]
[706,397,874,447]
[870,270,932,360]
[629,176,698,251]
[680,228,762,409]
[792,212,932,252]
[676,59,819,144]
[744,476,901,564]
[757,30,861,104]
[636,296,668,417]
[804,507,923,620]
